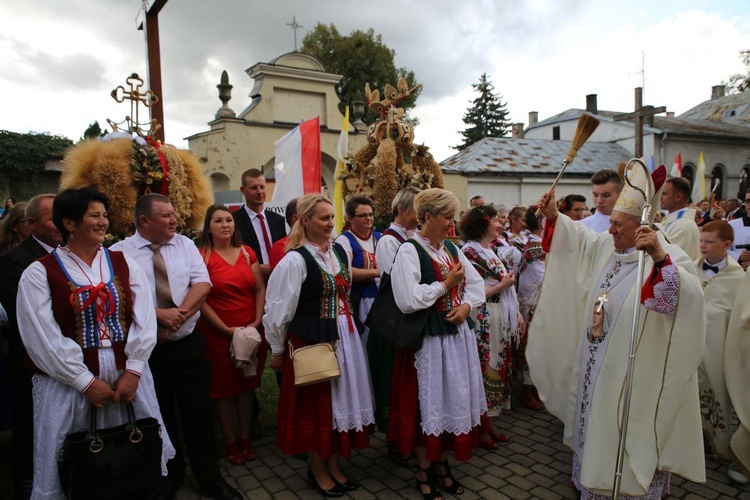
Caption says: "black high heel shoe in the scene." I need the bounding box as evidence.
[415,465,441,500]
[433,460,464,495]
[333,477,358,492]
[306,468,344,498]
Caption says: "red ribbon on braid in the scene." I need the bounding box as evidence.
[334,274,356,332]
[69,282,116,326]
[146,136,170,196]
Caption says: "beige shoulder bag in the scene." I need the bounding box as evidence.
[288,340,341,386]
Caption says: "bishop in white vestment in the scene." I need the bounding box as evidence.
[528,165,706,498]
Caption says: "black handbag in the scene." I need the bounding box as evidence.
[365,270,430,350]
[58,402,162,499]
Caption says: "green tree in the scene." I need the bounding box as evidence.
[301,23,420,125]
[454,73,512,151]
[726,50,750,94]
[0,130,73,197]
[81,121,108,141]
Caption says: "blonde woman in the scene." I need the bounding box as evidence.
[264,194,375,497]
[387,188,486,499]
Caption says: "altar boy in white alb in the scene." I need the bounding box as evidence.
[528,164,706,498]
[695,221,744,462]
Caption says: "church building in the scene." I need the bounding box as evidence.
[186,52,367,202]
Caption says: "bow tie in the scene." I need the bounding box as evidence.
[702,262,719,274]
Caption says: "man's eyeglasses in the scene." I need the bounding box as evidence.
[353,213,374,219]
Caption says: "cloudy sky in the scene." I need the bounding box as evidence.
[2,0,749,163]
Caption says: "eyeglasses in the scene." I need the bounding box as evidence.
[353,213,374,219]
[744,199,750,204]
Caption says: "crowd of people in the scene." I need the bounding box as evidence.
[0,163,749,500]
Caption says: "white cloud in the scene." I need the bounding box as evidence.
[0,1,748,163]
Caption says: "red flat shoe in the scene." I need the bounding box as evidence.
[239,438,258,461]
[490,433,511,443]
[224,442,245,465]
[479,438,499,450]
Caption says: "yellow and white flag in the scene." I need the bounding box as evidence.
[692,151,706,202]
[334,107,349,234]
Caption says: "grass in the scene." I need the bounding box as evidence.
[255,363,280,439]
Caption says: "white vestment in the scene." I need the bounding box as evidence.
[527,214,706,497]
[580,210,611,232]
[725,267,750,476]
[696,256,744,459]
[658,208,700,260]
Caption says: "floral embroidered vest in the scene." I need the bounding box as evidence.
[407,239,474,337]
[287,243,357,342]
[38,249,132,376]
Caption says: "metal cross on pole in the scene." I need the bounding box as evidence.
[287,16,303,51]
[136,0,168,142]
[613,87,666,158]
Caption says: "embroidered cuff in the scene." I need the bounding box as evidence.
[125,359,146,377]
[74,372,96,394]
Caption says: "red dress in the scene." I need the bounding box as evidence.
[197,246,267,398]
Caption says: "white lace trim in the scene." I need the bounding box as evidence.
[330,315,376,432]
[644,262,679,316]
[30,350,174,499]
[572,453,670,499]
[415,323,487,437]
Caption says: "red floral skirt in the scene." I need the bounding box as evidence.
[386,346,480,462]
[276,335,371,458]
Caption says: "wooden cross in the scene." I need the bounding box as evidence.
[286,16,303,51]
[595,293,609,313]
[613,87,666,158]
[136,0,168,142]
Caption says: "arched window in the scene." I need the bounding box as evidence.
[710,166,725,199]
[210,172,230,193]
[739,166,750,198]
[682,164,695,190]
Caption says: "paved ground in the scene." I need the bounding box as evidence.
[173,406,750,500]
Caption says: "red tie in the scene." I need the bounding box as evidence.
[257,213,272,257]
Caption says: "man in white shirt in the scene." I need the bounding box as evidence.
[112,194,240,500]
[658,177,700,260]
[580,169,623,232]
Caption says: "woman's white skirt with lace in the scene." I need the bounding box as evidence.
[30,348,175,500]
[415,321,487,437]
[331,314,376,433]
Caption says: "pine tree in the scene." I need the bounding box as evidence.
[454,73,511,151]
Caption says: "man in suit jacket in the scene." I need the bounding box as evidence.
[727,197,748,221]
[0,194,60,500]
[233,168,286,280]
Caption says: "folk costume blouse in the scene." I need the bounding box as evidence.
[263,239,376,433]
[390,235,486,437]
